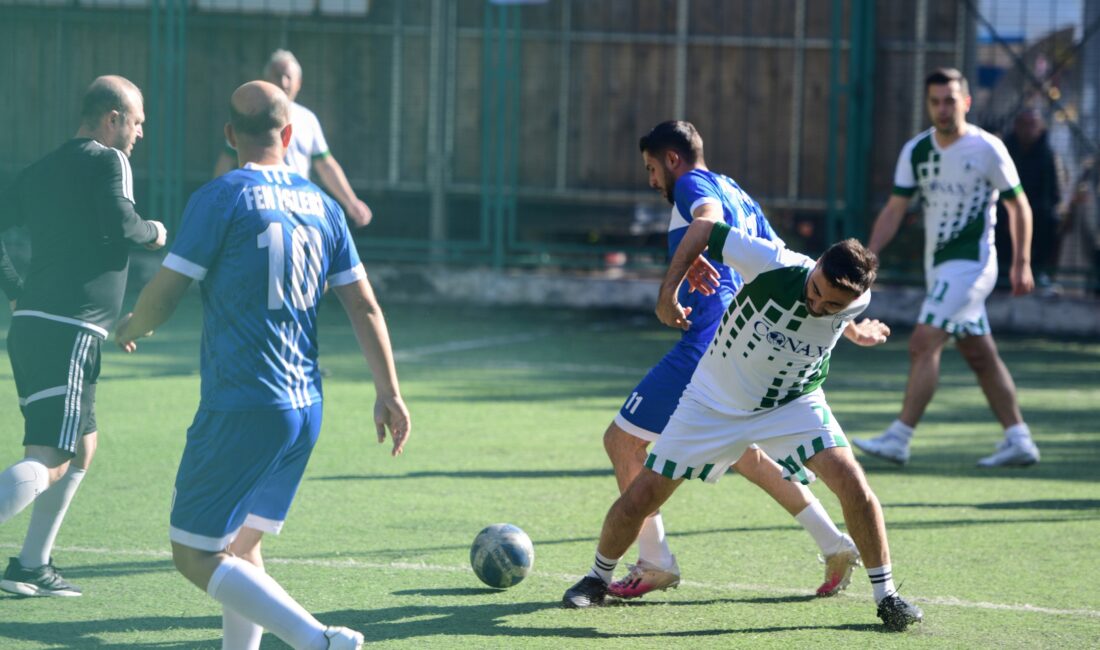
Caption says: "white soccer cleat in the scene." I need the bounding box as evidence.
[852,432,910,465]
[324,626,364,649]
[977,438,1040,467]
[607,556,681,599]
[816,535,861,597]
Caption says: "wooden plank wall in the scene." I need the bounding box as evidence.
[0,0,962,248]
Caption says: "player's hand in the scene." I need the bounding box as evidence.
[114,312,153,353]
[374,394,410,456]
[1010,261,1035,296]
[685,255,720,295]
[345,200,373,229]
[145,221,168,251]
[845,318,890,346]
[656,296,693,331]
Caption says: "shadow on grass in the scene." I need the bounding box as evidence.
[0,601,885,647]
[322,600,885,642]
[0,614,223,649]
[312,468,613,481]
[886,499,1100,511]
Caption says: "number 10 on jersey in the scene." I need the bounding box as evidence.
[257,221,324,311]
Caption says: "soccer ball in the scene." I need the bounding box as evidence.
[469,523,534,589]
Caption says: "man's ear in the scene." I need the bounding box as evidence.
[280,123,293,148]
[665,149,681,170]
[225,123,236,149]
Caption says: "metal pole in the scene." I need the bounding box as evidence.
[555,0,572,191]
[825,0,843,245]
[674,0,688,119]
[912,0,928,136]
[387,1,403,186]
[428,0,446,260]
[787,0,806,202]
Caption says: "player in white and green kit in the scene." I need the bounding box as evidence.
[853,68,1040,468]
[563,222,923,632]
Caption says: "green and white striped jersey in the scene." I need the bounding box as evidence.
[687,223,870,413]
[892,126,1023,269]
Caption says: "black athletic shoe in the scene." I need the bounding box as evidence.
[562,575,608,609]
[0,557,82,597]
[877,593,923,631]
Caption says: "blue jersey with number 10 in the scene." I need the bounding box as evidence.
[163,163,365,411]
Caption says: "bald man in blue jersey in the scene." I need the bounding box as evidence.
[117,81,408,650]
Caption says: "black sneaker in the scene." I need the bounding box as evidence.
[562,575,608,609]
[0,557,82,597]
[877,593,923,631]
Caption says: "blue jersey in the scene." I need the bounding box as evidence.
[163,163,365,411]
[670,169,780,344]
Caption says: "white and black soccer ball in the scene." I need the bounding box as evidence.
[469,523,534,589]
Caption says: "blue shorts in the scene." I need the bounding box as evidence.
[169,404,322,552]
[614,337,708,441]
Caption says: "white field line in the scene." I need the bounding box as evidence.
[394,331,558,361]
[6,543,1098,620]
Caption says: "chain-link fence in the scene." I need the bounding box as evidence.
[4,0,1096,291]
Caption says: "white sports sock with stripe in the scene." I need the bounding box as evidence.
[586,550,619,585]
[0,459,50,525]
[206,556,327,650]
[867,564,895,604]
[21,467,85,568]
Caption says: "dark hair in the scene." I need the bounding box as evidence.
[80,77,141,127]
[820,238,878,295]
[925,67,969,97]
[639,121,704,166]
[230,97,289,146]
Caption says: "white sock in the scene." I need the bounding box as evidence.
[636,513,675,570]
[206,556,327,650]
[886,420,915,440]
[20,467,85,568]
[223,604,264,650]
[867,564,895,604]
[0,459,50,525]
[794,499,847,556]
[585,550,619,585]
[1004,422,1032,444]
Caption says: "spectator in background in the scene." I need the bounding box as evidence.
[1066,157,1100,296]
[214,49,373,228]
[997,108,1065,288]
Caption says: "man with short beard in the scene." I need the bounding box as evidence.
[853,68,1039,468]
[0,75,166,597]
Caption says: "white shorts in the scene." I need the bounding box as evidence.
[646,388,848,485]
[918,259,997,338]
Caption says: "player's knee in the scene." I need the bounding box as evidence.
[603,424,643,464]
[618,474,669,521]
[957,340,997,373]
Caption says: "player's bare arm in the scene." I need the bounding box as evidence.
[333,275,410,456]
[1001,193,1035,296]
[867,195,911,255]
[314,156,373,228]
[656,204,722,330]
[843,318,891,346]
[115,267,192,353]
